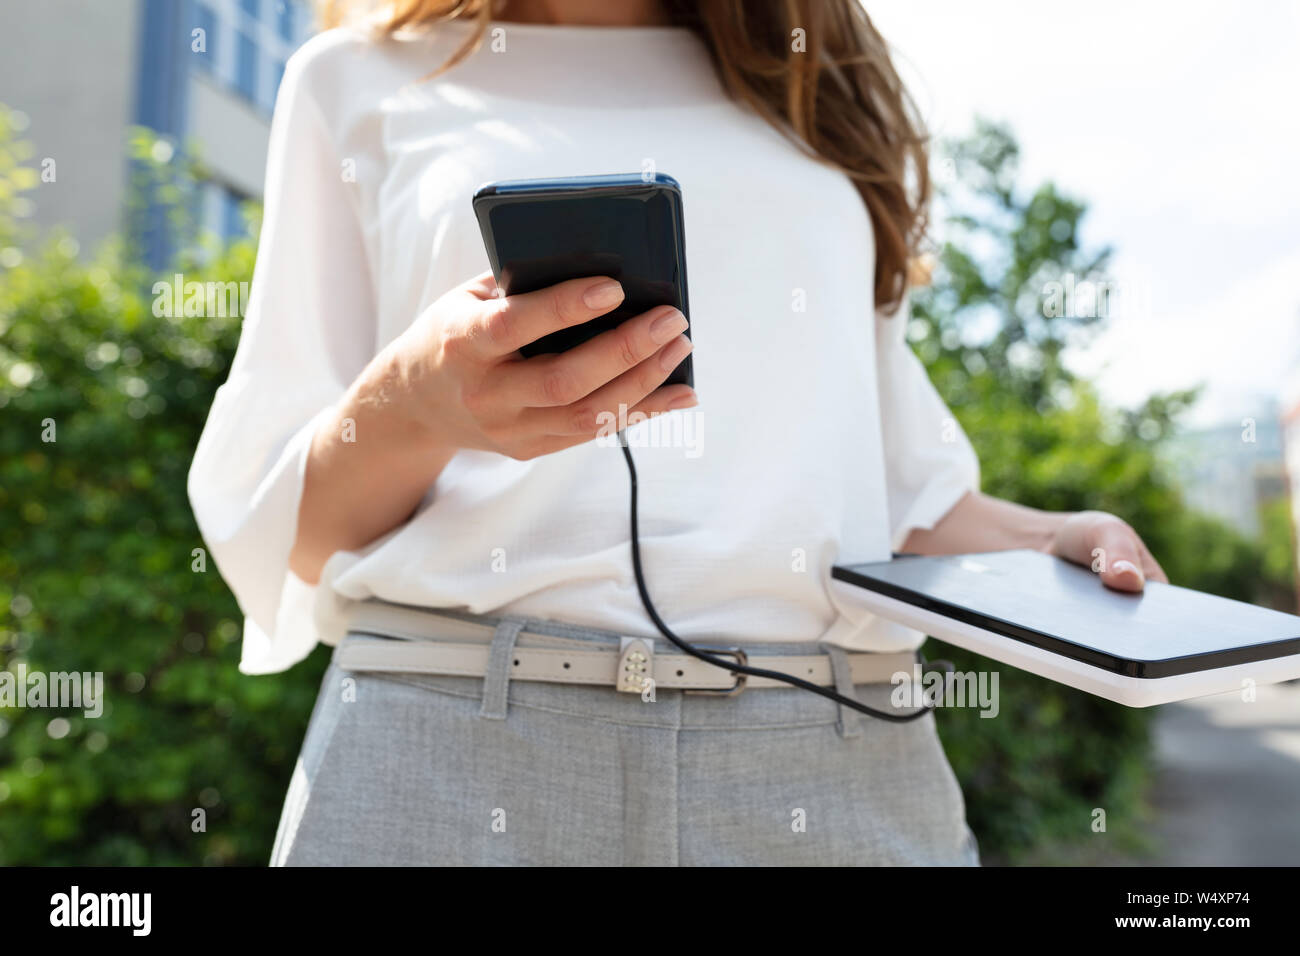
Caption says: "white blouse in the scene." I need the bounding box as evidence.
[187,21,980,675]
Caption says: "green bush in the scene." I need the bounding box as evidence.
[0,112,329,865]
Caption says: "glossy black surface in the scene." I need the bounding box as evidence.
[473,174,693,389]
[833,550,1300,678]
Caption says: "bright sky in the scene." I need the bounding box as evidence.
[869,0,1300,426]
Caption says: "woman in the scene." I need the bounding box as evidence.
[189,0,1166,866]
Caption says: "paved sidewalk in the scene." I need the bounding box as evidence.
[1142,680,1300,865]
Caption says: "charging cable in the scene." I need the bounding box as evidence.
[618,430,944,722]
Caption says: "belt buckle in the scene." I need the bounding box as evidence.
[617,637,655,694]
[685,646,749,696]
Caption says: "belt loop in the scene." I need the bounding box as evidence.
[821,643,863,739]
[478,616,526,720]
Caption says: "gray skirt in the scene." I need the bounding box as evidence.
[271,611,980,866]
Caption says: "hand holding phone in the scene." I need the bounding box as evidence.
[473,173,694,389]
[382,271,696,462]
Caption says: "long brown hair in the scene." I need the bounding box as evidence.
[317,0,929,314]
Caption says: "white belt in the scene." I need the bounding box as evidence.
[336,601,917,696]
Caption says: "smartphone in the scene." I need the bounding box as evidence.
[472,173,693,389]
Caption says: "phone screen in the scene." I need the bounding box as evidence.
[475,178,691,388]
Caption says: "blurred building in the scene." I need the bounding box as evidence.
[1162,410,1287,538]
[1280,369,1300,605]
[0,0,314,253]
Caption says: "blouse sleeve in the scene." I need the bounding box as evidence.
[187,46,376,675]
[874,297,981,551]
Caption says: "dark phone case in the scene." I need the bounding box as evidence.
[472,173,693,389]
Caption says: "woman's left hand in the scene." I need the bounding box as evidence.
[1047,510,1168,592]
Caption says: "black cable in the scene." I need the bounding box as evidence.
[618,430,939,722]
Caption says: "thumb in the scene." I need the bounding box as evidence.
[1094,524,1146,592]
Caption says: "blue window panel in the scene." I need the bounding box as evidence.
[222,189,246,239]
[240,0,260,18]
[235,31,258,102]
[272,60,286,100]
[133,0,189,270]
[277,1,295,42]
[134,0,186,136]
[193,4,216,71]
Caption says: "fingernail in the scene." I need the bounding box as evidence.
[1113,559,1143,581]
[582,279,623,310]
[649,308,688,345]
[659,335,693,372]
[667,390,698,410]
